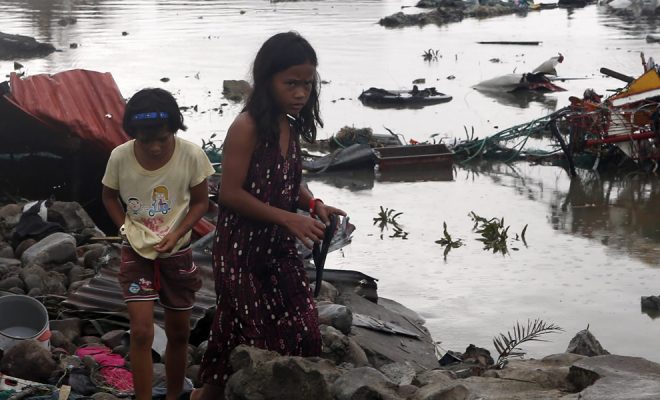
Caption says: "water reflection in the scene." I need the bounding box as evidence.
[474,88,560,110]
[0,0,93,41]
[468,162,660,267]
[305,169,376,191]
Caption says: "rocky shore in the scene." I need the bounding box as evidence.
[379,0,523,28]
[0,201,659,400]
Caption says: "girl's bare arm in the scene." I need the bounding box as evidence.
[101,185,126,230]
[219,113,325,248]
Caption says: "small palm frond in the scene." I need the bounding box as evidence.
[493,318,563,368]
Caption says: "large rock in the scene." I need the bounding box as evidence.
[0,257,21,270]
[222,80,251,102]
[566,329,610,357]
[414,381,473,400]
[480,353,585,394]
[320,325,369,367]
[318,303,353,335]
[0,204,23,237]
[379,362,417,386]
[19,264,66,295]
[21,232,77,266]
[0,340,57,382]
[330,367,401,400]
[48,201,97,233]
[0,242,14,258]
[0,276,24,291]
[226,347,340,400]
[568,355,660,399]
[0,32,56,59]
[50,318,83,343]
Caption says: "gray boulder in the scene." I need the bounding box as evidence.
[566,329,610,357]
[50,318,82,343]
[330,367,401,400]
[320,325,369,367]
[48,201,97,233]
[0,339,57,382]
[568,355,660,399]
[317,302,353,335]
[21,232,76,266]
[0,32,56,59]
[0,204,23,236]
[0,257,21,269]
[0,242,14,258]
[379,362,417,386]
[415,381,474,400]
[101,330,126,349]
[0,276,24,291]
[222,80,251,102]
[226,347,340,400]
[313,281,340,303]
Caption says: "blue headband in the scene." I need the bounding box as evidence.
[131,112,169,121]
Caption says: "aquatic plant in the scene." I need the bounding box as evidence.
[435,222,464,260]
[202,133,223,171]
[493,318,563,368]
[373,206,408,240]
[422,48,439,61]
[469,212,528,254]
[469,212,509,254]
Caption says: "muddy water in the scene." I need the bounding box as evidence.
[1,0,659,361]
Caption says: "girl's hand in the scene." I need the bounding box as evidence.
[283,213,326,249]
[315,203,347,226]
[154,232,181,253]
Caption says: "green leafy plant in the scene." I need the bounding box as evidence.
[469,212,528,255]
[435,222,464,259]
[469,212,509,254]
[202,133,223,171]
[373,206,408,240]
[422,48,440,61]
[493,319,563,368]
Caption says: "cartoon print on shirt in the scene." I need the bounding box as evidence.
[148,185,171,216]
[127,197,143,215]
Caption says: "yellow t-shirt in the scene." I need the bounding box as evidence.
[102,136,215,259]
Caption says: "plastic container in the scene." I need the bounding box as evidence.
[0,294,50,350]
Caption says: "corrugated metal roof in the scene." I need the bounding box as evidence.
[7,69,129,152]
[63,247,217,328]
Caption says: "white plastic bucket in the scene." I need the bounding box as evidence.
[0,295,50,351]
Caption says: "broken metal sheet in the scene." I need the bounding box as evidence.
[63,246,365,330]
[62,247,217,329]
[352,313,421,339]
[4,69,129,154]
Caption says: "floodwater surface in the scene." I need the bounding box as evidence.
[1,0,659,361]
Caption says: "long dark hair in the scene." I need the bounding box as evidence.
[243,31,322,144]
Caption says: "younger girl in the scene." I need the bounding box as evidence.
[197,32,345,398]
[102,88,215,400]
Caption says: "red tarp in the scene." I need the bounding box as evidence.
[7,69,129,152]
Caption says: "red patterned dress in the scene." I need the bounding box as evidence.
[199,129,321,386]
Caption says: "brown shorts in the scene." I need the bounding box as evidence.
[118,244,202,310]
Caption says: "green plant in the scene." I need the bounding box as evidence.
[435,222,464,259]
[373,206,408,240]
[469,212,528,254]
[469,212,509,254]
[422,48,439,61]
[201,133,222,153]
[493,319,563,368]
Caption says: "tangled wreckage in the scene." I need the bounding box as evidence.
[455,55,660,174]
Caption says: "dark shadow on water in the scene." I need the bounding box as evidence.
[305,168,376,191]
[376,167,454,183]
[474,88,559,110]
